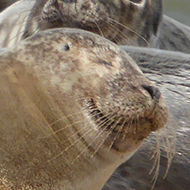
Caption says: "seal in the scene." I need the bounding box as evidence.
[0,0,162,48]
[2,0,190,54]
[0,28,168,189]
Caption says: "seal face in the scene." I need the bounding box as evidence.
[0,0,162,48]
[0,28,168,189]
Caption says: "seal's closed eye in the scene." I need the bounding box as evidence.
[97,60,113,67]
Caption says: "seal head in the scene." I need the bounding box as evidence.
[0,28,168,189]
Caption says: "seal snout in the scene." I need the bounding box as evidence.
[142,85,161,101]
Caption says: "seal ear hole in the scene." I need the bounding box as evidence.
[63,42,72,51]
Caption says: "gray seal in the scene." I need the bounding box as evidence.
[0,0,162,48]
[1,0,190,54]
[0,28,168,190]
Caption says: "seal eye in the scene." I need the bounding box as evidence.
[97,60,113,67]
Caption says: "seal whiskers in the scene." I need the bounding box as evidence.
[149,133,161,190]
[70,115,118,165]
[90,116,122,158]
[48,111,116,163]
[108,18,150,46]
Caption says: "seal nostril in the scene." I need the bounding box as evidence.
[142,85,161,100]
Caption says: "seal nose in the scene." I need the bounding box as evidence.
[142,85,161,101]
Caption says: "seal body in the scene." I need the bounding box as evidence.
[0,28,168,189]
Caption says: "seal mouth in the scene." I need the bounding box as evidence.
[84,98,168,153]
[86,99,157,137]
